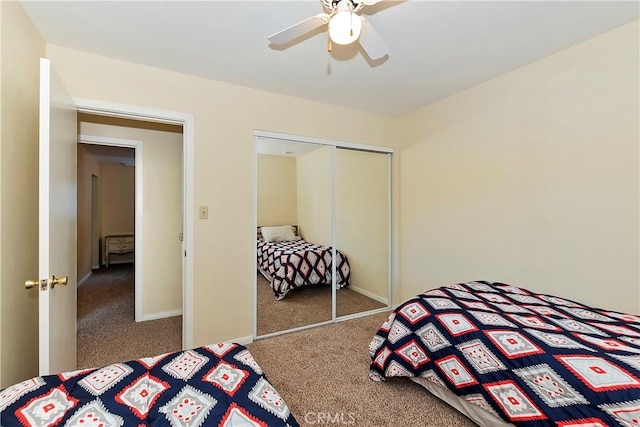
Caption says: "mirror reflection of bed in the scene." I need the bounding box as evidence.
[256,225,386,336]
[255,136,391,337]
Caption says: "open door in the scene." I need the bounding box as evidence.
[26,58,78,375]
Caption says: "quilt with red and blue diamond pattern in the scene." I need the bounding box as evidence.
[1,343,299,427]
[369,281,640,426]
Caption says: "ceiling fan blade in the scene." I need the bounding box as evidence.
[362,0,383,5]
[268,14,329,45]
[358,17,388,60]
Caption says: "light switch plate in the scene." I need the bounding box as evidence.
[199,206,208,219]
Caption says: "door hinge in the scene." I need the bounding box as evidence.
[179,232,184,242]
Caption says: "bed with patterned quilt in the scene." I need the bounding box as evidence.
[369,280,640,427]
[0,343,299,427]
[257,225,350,300]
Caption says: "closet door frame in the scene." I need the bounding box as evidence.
[252,129,393,340]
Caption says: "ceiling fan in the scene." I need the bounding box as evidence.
[268,0,389,61]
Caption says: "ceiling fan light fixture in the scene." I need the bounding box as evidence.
[328,9,362,45]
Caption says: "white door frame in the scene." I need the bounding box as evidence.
[75,98,194,349]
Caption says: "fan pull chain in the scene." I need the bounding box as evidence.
[327,34,332,52]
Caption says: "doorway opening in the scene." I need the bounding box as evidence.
[76,113,184,368]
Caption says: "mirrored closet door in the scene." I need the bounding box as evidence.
[335,148,390,318]
[255,139,333,336]
[254,133,392,338]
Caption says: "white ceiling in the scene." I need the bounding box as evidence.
[21,1,639,117]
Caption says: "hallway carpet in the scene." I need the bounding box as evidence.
[76,264,182,369]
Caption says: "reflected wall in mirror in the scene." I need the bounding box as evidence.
[335,148,390,318]
[255,139,333,336]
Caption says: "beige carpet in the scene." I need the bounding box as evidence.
[248,311,475,427]
[76,267,473,425]
[257,272,387,336]
[77,264,182,369]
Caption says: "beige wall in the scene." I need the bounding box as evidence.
[257,154,297,227]
[397,21,640,313]
[44,44,394,347]
[336,149,389,301]
[79,120,183,317]
[77,145,102,282]
[0,2,44,388]
[296,146,333,246]
[100,164,135,268]
[101,164,135,237]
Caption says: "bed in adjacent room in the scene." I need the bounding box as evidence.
[369,280,640,426]
[0,343,299,426]
[257,225,350,300]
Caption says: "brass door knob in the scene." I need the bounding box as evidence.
[25,279,40,290]
[51,275,68,289]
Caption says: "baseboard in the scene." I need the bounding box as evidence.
[230,335,253,346]
[348,285,389,305]
[91,264,100,270]
[78,271,92,287]
[141,309,182,321]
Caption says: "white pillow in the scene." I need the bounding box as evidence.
[261,225,297,242]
